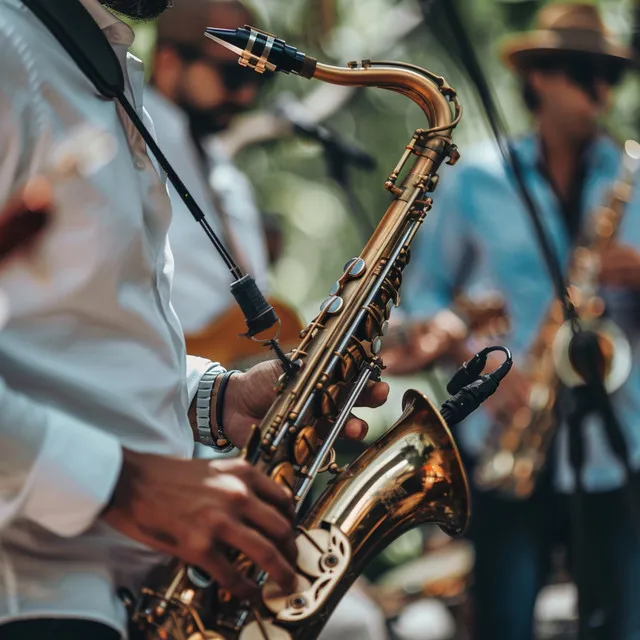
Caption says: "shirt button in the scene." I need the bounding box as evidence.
[134,157,146,170]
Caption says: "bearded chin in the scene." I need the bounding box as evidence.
[100,0,171,20]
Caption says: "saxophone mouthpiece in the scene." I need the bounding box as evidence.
[204,25,317,78]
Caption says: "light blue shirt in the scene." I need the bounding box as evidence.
[404,133,640,493]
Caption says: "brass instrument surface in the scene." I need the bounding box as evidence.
[257,392,469,640]
[475,140,640,499]
[131,27,469,640]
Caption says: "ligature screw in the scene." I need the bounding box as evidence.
[324,554,339,568]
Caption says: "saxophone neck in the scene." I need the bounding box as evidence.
[205,25,460,134]
[313,61,459,134]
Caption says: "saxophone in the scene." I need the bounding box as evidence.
[474,139,640,499]
[129,26,469,640]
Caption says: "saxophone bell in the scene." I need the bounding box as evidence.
[551,139,640,393]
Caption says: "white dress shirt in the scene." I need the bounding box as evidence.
[144,88,269,334]
[0,0,222,635]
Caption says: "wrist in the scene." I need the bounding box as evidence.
[102,447,138,521]
[211,370,240,450]
[189,368,237,452]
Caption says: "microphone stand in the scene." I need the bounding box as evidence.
[322,138,377,240]
[274,97,378,240]
[418,2,640,638]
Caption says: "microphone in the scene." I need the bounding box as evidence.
[273,94,377,172]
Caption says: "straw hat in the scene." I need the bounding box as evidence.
[500,3,633,72]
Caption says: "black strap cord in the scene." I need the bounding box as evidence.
[420,0,578,326]
[116,97,241,278]
[22,0,282,339]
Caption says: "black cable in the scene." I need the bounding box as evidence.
[420,0,578,327]
[116,95,242,280]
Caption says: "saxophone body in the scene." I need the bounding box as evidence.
[129,26,469,640]
[474,139,640,499]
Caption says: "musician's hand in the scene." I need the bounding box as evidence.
[599,244,640,289]
[383,310,468,376]
[482,364,531,423]
[222,360,389,449]
[103,450,297,601]
[383,322,458,376]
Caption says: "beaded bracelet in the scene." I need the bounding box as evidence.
[211,369,241,452]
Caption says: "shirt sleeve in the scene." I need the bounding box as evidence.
[0,21,122,538]
[403,162,477,319]
[0,380,123,537]
[185,355,226,405]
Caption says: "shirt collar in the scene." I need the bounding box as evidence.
[513,130,614,174]
[145,86,190,132]
[78,0,135,47]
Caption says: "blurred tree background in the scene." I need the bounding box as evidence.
[127,0,639,445]
[126,0,638,578]
[129,0,637,323]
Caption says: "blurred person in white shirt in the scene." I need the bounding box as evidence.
[145,0,269,335]
[145,3,389,638]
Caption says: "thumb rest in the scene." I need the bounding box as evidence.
[130,26,470,640]
[475,139,640,499]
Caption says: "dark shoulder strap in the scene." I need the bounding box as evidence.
[21,0,124,99]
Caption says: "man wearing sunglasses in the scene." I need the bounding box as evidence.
[145,0,270,336]
[396,3,640,639]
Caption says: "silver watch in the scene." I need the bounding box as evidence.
[195,368,220,448]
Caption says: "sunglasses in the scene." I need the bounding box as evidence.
[172,42,273,91]
[524,52,627,88]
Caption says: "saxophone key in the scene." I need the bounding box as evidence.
[261,575,313,620]
[343,257,366,278]
[294,427,318,465]
[270,463,295,494]
[319,295,344,315]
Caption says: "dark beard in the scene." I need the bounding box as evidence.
[179,101,242,141]
[100,0,171,20]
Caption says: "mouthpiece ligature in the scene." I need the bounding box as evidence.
[204,26,317,77]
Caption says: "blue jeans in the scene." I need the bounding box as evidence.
[469,476,640,640]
